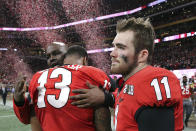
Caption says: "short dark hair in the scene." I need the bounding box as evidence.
[116,17,155,63]
[66,45,88,59]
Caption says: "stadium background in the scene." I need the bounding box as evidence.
[0,0,195,130]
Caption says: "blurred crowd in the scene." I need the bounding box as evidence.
[152,39,196,70]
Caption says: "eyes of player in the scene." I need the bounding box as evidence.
[52,50,61,56]
[113,43,126,50]
[46,50,62,59]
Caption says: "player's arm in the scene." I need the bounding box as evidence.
[70,82,115,108]
[13,98,31,124]
[190,86,195,102]
[135,106,174,131]
[14,75,43,131]
[30,105,42,131]
[13,78,31,124]
[13,79,42,130]
[94,106,111,131]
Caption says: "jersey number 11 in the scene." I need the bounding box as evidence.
[151,77,171,101]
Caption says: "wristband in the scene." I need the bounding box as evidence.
[14,99,25,107]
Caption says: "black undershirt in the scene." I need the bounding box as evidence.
[135,106,175,131]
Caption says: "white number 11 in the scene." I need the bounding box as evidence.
[151,77,171,101]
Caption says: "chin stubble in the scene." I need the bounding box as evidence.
[120,54,138,77]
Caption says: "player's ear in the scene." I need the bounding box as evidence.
[63,57,67,65]
[138,49,148,63]
[83,57,88,66]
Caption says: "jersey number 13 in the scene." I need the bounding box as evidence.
[37,68,71,108]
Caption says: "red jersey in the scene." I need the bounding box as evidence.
[29,65,111,131]
[114,66,183,131]
[180,81,192,99]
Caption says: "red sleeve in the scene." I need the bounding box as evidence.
[83,66,112,91]
[13,97,30,124]
[93,69,112,91]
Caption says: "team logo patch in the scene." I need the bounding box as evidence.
[123,84,134,95]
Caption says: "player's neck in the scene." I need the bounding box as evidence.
[123,63,149,81]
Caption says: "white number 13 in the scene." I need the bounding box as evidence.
[151,77,171,101]
[37,68,71,108]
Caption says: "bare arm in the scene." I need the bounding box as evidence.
[30,105,42,131]
[69,82,115,108]
[30,116,42,131]
[69,82,105,108]
[94,106,111,131]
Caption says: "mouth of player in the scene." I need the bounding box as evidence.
[111,59,120,65]
[111,62,118,66]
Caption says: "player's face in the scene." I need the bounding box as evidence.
[183,76,187,83]
[110,30,138,75]
[46,45,65,67]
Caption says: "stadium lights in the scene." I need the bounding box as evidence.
[148,0,167,7]
[163,31,196,42]
[0,48,8,51]
[87,31,196,54]
[154,39,161,43]
[87,47,114,54]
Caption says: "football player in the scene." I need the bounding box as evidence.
[14,45,112,131]
[70,17,183,131]
[13,42,68,131]
[180,76,194,127]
